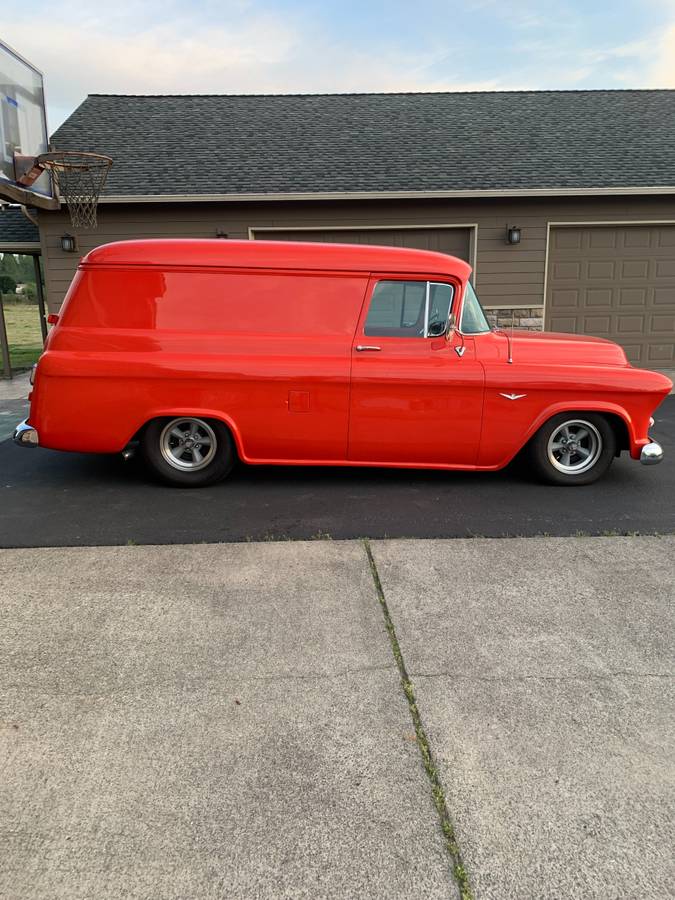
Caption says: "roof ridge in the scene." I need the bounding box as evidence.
[83,88,675,99]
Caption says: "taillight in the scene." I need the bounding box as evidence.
[47,314,59,325]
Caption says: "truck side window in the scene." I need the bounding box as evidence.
[364,280,453,337]
[428,283,453,334]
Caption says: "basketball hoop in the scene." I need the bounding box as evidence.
[36,151,113,229]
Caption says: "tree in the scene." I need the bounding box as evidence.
[0,253,21,281]
[18,255,36,283]
[0,274,17,294]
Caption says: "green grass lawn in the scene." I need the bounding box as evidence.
[1,301,45,373]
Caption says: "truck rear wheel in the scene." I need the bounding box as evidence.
[141,416,235,487]
[526,413,616,486]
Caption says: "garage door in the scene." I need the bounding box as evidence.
[546,225,675,368]
[253,226,471,264]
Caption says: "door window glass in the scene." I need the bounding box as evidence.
[364,281,425,336]
[364,280,453,337]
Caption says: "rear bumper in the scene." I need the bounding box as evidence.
[640,441,663,466]
[13,420,39,448]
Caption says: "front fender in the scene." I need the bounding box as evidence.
[521,400,637,457]
[478,393,655,468]
[477,361,671,468]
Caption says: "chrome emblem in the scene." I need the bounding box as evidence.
[499,392,527,400]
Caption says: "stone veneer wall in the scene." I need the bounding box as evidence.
[483,306,544,332]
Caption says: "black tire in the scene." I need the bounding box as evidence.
[141,416,235,487]
[526,412,616,486]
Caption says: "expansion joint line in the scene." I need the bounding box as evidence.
[363,539,474,900]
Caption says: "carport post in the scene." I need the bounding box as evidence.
[0,294,11,379]
[33,255,48,343]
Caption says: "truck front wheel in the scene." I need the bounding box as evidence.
[526,413,616,486]
[141,416,235,487]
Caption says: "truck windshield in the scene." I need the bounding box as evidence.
[460,281,490,334]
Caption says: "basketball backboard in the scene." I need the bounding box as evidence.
[0,39,58,209]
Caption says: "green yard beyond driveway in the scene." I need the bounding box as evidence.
[1,302,44,371]
[0,536,672,899]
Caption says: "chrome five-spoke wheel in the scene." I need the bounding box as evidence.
[159,417,217,472]
[142,416,235,487]
[528,412,615,485]
[546,419,602,475]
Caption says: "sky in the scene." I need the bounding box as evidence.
[3,0,675,132]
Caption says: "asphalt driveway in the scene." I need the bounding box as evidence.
[1,537,672,899]
[0,397,673,547]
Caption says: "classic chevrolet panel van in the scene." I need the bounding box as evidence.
[15,239,670,486]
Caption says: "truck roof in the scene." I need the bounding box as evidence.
[81,239,473,279]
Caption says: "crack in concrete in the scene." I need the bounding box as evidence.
[3,663,399,698]
[413,671,673,682]
[364,539,474,900]
[249,663,398,682]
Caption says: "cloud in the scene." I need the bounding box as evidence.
[646,22,675,86]
[5,0,674,138]
[4,16,299,100]
[2,7,517,132]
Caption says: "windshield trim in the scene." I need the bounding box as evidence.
[457,280,491,336]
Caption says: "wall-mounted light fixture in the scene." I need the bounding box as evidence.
[215,228,228,239]
[60,233,78,253]
[505,225,521,245]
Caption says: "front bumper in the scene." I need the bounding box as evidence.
[640,441,663,466]
[13,420,39,448]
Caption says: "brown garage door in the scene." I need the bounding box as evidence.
[253,226,471,264]
[546,225,675,368]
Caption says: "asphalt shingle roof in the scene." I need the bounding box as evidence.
[0,207,40,244]
[51,90,675,198]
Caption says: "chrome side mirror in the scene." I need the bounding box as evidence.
[428,320,447,338]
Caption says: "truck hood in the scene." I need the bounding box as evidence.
[507,329,629,366]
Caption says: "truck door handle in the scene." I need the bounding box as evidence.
[355,345,382,352]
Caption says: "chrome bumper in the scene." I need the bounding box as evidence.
[640,441,663,466]
[13,420,39,448]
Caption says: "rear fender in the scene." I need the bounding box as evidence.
[129,409,246,460]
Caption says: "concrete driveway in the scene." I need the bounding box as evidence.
[1,536,672,899]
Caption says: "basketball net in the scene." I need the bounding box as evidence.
[38,151,113,229]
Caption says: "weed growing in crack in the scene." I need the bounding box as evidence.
[363,539,474,900]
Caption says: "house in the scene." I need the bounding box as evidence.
[0,207,41,255]
[20,90,675,369]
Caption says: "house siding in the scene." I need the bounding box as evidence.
[38,194,675,317]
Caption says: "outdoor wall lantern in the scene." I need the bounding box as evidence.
[506,225,521,245]
[60,233,78,253]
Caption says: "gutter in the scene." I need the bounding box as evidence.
[95,185,675,204]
